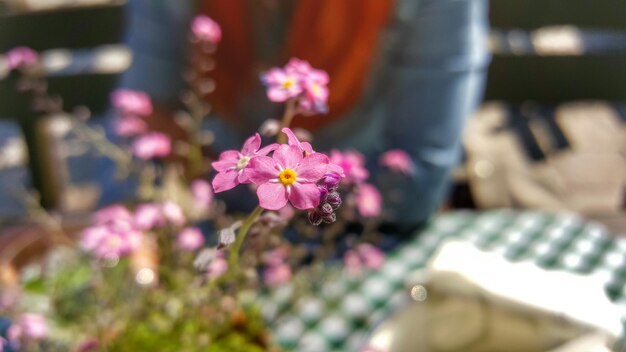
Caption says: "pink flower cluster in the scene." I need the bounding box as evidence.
[261,58,330,115]
[329,149,382,218]
[110,89,171,160]
[80,205,143,259]
[5,47,38,70]
[262,247,292,287]
[344,243,385,276]
[7,313,48,349]
[212,128,343,212]
[380,149,415,176]
[191,15,222,44]
[80,201,196,259]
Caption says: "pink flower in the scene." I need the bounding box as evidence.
[356,183,382,218]
[93,204,133,225]
[261,67,303,102]
[284,58,313,75]
[264,263,292,287]
[132,132,171,160]
[344,249,362,275]
[191,15,222,43]
[82,205,143,259]
[284,58,329,114]
[380,149,415,175]
[357,243,385,269]
[0,336,6,352]
[177,227,205,251]
[262,246,290,267]
[191,179,213,209]
[207,252,228,278]
[113,116,147,137]
[110,89,153,117]
[162,201,185,226]
[5,47,38,70]
[247,144,329,210]
[211,133,277,192]
[9,314,47,343]
[281,127,314,155]
[298,69,329,114]
[344,244,385,276]
[133,203,164,230]
[330,150,369,184]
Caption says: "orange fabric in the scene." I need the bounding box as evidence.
[200,0,395,131]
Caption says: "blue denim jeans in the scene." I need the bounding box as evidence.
[115,0,491,228]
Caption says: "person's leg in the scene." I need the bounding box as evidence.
[381,0,491,230]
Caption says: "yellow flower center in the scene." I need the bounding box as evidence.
[310,83,321,95]
[236,156,251,170]
[282,78,294,89]
[278,168,297,186]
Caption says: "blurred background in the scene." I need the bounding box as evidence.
[0,0,623,229]
[0,1,625,350]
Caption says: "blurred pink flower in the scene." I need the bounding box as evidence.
[191,15,222,43]
[177,227,205,251]
[5,47,38,70]
[261,67,303,102]
[110,89,153,117]
[263,263,292,287]
[191,179,213,209]
[247,144,328,210]
[358,243,385,269]
[330,150,369,184]
[132,132,171,160]
[113,116,147,137]
[263,246,290,267]
[380,149,415,176]
[356,183,382,218]
[162,201,185,226]
[284,58,313,75]
[277,204,295,220]
[93,204,134,225]
[299,69,329,114]
[344,244,385,276]
[82,205,143,258]
[207,252,228,278]
[344,249,362,275]
[0,336,5,352]
[8,314,48,346]
[211,133,277,192]
[133,203,164,230]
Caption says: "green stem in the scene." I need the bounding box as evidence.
[277,98,297,144]
[228,206,263,273]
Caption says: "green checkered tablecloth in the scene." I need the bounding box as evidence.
[262,210,626,352]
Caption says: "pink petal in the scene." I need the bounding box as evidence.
[212,170,240,193]
[246,155,278,184]
[257,183,288,210]
[267,88,290,102]
[273,144,303,169]
[240,133,261,156]
[212,150,240,172]
[257,143,279,156]
[296,153,329,181]
[289,182,320,210]
[263,68,287,85]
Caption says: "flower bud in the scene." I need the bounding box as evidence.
[319,203,334,216]
[318,185,329,202]
[326,191,342,209]
[321,172,341,189]
[308,210,323,226]
[322,212,337,224]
